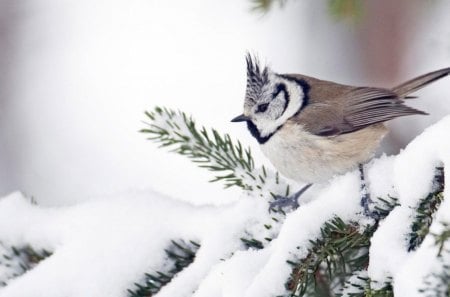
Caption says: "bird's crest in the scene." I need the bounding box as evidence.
[245,53,269,103]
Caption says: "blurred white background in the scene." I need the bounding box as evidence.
[0,0,449,206]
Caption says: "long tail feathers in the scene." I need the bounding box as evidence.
[392,67,450,98]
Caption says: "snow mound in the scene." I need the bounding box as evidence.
[0,116,449,297]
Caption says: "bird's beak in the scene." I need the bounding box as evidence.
[231,114,250,123]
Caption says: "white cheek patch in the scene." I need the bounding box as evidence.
[272,82,304,126]
[256,81,304,137]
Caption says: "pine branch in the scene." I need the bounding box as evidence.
[250,0,287,12]
[141,106,290,198]
[128,239,200,297]
[0,243,51,286]
[434,222,450,257]
[419,222,450,297]
[285,197,397,297]
[141,106,292,253]
[408,191,444,251]
[287,218,372,296]
[249,0,363,21]
[340,272,394,297]
[140,106,447,297]
[408,167,445,251]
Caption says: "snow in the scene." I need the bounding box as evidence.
[369,116,450,294]
[0,0,309,207]
[0,1,449,295]
[0,190,268,297]
[0,115,449,296]
[242,172,364,297]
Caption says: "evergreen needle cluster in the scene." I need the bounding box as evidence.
[141,106,290,198]
[0,243,51,286]
[0,106,447,297]
[136,106,448,297]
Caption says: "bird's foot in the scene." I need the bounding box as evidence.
[359,164,380,220]
[269,184,312,212]
[360,190,381,220]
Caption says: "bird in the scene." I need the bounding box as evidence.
[231,54,450,215]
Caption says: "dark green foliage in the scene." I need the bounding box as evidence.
[372,196,400,221]
[285,196,398,297]
[408,191,444,251]
[419,263,450,297]
[241,237,265,250]
[327,0,362,20]
[250,0,363,21]
[141,107,290,200]
[141,107,253,188]
[250,0,287,12]
[408,168,445,251]
[0,243,51,286]
[285,218,372,297]
[419,223,450,297]
[141,107,287,194]
[141,106,447,296]
[434,222,450,257]
[128,240,200,297]
[366,281,395,297]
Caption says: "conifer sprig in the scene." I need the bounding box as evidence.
[139,106,447,297]
[419,222,450,297]
[0,243,51,286]
[141,106,290,198]
[128,239,200,297]
[285,196,398,297]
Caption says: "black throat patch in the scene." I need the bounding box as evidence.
[246,120,278,144]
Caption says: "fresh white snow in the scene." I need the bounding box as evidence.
[0,115,448,297]
[369,115,450,296]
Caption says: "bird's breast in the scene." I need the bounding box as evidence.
[260,122,387,184]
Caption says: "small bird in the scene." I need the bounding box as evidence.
[232,54,450,213]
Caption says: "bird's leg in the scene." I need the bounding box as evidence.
[269,183,312,212]
[359,164,380,220]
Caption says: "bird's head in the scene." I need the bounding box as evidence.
[231,54,309,143]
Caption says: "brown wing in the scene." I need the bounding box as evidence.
[294,86,426,136]
[284,69,450,137]
[339,87,427,132]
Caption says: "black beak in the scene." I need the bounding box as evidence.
[231,114,250,123]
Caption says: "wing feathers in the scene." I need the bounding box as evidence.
[340,87,426,131]
[300,87,427,136]
[295,68,449,137]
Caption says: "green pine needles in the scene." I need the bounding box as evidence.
[250,0,363,21]
[128,240,200,297]
[137,106,448,297]
[419,222,450,297]
[0,243,51,286]
[0,106,447,296]
[141,106,290,198]
[286,198,398,297]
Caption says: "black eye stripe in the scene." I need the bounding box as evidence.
[277,74,310,111]
[272,83,287,99]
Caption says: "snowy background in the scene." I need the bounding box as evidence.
[0,0,450,296]
[0,0,449,206]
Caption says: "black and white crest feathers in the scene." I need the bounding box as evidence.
[245,53,269,103]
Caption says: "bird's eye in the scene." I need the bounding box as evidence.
[256,103,269,113]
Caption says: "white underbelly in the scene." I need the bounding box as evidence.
[260,124,387,184]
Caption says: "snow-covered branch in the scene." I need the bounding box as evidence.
[0,111,448,297]
[141,107,292,200]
